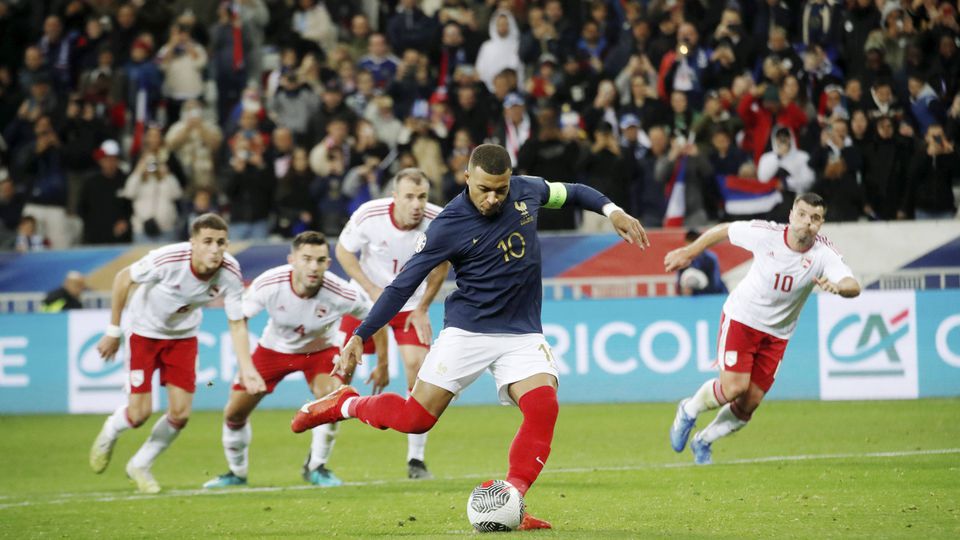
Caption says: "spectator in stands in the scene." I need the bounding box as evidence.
[386,0,438,58]
[842,0,882,78]
[158,22,207,124]
[140,125,186,188]
[38,15,73,92]
[932,31,960,104]
[658,22,709,108]
[862,114,910,220]
[77,47,123,112]
[77,140,131,245]
[307,79,356,145]
[436,21,473,92]
[517,107,580,230]
[61,96,114,180]
[358,33,399,90]
[864,78,903,123]
[364,94,403,149]
[907,73,946,136]
[583,79,619,139]
[519,5,561,67]
[441,127,474,203]
[109,4,140,66]
[344,13,373,62]
[310,144,348,236]
[15,215,47,251]
[5,75,59,151]
[17,46,49,94]
[12,115,70,249]
[274,146,315,237]
[211,3,253,124]
[811,117,865,222]
[905,124,959,220]
[476,9,522,93]
[165,100,222,191]
[493,92,535,167]
[738,82,808,163]
[176,187,219,241]
[123,147,183,244]
[618,113,651,221]
[581,121,631,232]
[397,100,446,201]
[758,126,816,208]
[676,229,728,296]
[40,270,85,311]
[309,116,351,178]
[269,68,320,144]
[223,133,274,239]
[667,90,699,141]
[292,0,337,56]
[345,69,376,118]
[73,16,108,76]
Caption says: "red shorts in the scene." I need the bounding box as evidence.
[232,345,341,394]
[339,311,429,354]
[128,333,198,394]
[717,313,788,393]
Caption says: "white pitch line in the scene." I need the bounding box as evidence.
[2,447,958,511]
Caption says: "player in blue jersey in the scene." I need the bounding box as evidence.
[291,143,648,530]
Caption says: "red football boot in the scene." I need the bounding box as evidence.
[291,385,358,433]
[517,513,552,531]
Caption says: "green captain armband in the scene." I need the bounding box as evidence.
[544,181,567,209]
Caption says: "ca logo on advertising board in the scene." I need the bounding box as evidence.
[68,311,131,413]
[818,291,918,399]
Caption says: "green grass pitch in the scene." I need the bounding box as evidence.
[1,399,959,538]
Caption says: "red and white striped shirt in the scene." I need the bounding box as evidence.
[127,242,244,339]
[337,198,442,312]
[243,266,372,354]
[723,220,854,339]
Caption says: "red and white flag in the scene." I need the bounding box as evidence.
[662,156,687,228]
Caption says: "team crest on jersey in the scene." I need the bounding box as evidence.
[724,351,738,367]
[130,369,145,388]
[515,200,533,225]
[208,284,220,297]
[315,305,328,317]
[802,257,812,269]
[415,232,427,253]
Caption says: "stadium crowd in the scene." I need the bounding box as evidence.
[0,0,958,251]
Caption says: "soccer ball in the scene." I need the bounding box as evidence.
[466,479,525,532]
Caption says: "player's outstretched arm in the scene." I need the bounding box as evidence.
[366,327,390,394]
[405,261,450,345]
[541,180,649,248]
[335,242,383,301]
[664,223,731,272]
[815,276,861,298]
[96,266,136,361]
[229,318,266,394]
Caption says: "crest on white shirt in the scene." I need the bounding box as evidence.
[315,305,328,317]
[415,232,427,253]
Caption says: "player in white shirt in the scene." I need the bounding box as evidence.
[202,231,388,489]
[88,214,266,493]
[335,168,450,479]
[665,193,861,464]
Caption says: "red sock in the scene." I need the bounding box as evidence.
[506,386,559,496]
[351,393,437,434]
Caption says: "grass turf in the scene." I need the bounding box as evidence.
[1,399,958,538]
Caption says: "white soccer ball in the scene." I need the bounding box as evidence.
[466,479,525,532]
[680,267,709,291]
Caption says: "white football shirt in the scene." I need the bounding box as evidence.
[723,220,854,339]
[127,242,245,339]
[243,266,373,354]
[337,198,442,312]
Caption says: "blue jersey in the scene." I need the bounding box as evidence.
[354,175,611,339]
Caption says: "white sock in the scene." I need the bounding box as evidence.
[340,397,357,418]
[699,403,748,444]
[222,421,252,478]
[103,406,134,439]
[683,378,725,418]
[129,414,183,469]
[309,422,339,470]
[407,432,428,462]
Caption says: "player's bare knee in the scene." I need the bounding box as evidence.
[127,403,152,427]
[721,379,749,400]
[167,405,192,425]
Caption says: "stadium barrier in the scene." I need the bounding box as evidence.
[1,289,958,414]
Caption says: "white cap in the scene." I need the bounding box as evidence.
[99,139,120,156]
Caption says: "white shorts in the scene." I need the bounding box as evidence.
[417,328,560,406]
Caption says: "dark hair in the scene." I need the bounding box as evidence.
[468,144,511,175]
[292,231,327,251]
[795,192,825,210]
[190,213,228,236]
[393,167,430,187]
